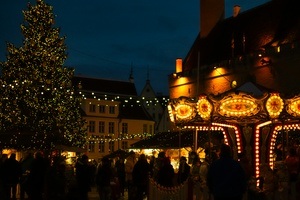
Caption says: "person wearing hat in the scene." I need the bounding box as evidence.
[177,156,190,185]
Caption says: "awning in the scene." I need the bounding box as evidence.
[103,149,131,159]
[130,130,223,149]
[55,144,86,153]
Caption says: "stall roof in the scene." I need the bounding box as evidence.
[130,130,223,149]
[103,149,131,159]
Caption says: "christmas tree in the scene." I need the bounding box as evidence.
[0,0,86,150]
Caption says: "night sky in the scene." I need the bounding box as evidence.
[0,0,269,95]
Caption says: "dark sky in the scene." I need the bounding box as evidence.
[0,0,269,95]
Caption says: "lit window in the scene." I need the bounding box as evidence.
[122,123,128,134]
[109,122,114,134]
[99,121,105,134]
[89,121,95,133]
[98,142,105,153]
[109,106,115,114]
[99,105,105,113]
[143,124,147,133]
[88,141,95,152]
[109,141,115,152]
[89,104,96,112]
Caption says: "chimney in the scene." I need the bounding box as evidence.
[200,0,225,38]
[175,58,182,73]
[233,5,241,17]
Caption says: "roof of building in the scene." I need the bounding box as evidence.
[184,0,300,70]
[73,75,137,96]
[73,75,154,121]
[119,103,153,121]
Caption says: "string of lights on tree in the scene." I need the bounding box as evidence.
[0,0,86,150]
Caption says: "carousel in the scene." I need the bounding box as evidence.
[167,86,300,182]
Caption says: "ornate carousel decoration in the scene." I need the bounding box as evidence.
[168,96,197,123]
[196,96,212,120]
[218,94,259,117]
[286,96,300,117]
[265,93,284,118]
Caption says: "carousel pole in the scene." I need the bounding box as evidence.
[194,127,198,152]
[179,128,181,158]
[282,119,285,159]
[208,117,212,162]
[194,51,200,152]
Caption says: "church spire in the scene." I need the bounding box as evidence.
[146,65,150,84]
[129,63,134,83]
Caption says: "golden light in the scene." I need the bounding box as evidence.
[175,104,193,119]
[175,58,182,73]
[196,97,212,120]
[168,105,175,122]
[266,93,284,118]
[287,98,300,116]
[219,97,258,117]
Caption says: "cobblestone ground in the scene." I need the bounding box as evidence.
[88,186,129,200]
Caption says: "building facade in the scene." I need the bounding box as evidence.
[74,76,155,162]
[140,78,172,133]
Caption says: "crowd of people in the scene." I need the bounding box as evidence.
[0,144,300,200]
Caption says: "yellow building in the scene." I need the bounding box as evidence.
[74,76,155,162]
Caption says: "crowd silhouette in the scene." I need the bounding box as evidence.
[0,144,300,200]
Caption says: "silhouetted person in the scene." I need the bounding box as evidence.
[152,151,166,181]
[2,153,22,200]
[96,157,115,200]
[177,156,190,185]
[157,156,175,187]
[0,154,9,200]
[207,144,247,200]
[75,154,92,200]
[238,151,253,182]
[27,151,48,200]
[190,156,202,200]
[125,151,136,199]
[115,157,126,196]
[46,157,67,200]
[19,151,34,200]
[132,154,151,200]
[285,147,300,200]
